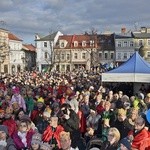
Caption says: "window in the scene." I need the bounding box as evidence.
[147,52,150,57]
[124,41,128,47]
[90,40,94,47]
[44,52,48,59]
[110,53,114,59]
[55,54,59,60]
[74,53,78,59]
[61,53,65,60]
[67,54,70,60]
[82,53,86,59]
[99,52,102,59]
[117,41,122,47]
[139,40,143,46]
[104,53,108,59]
[61,42,65,48]
[61,65,65,71]
[148,40,150,46]
[130,41,134,47]
[117,53,121,60]
[123,53,127,59]
[82,41,86,47]
[44,42,47,47]
[74,41,78,47]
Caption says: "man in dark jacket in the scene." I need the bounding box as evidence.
[112,108,133,139]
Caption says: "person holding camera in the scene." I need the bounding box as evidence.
[59,103,86,150]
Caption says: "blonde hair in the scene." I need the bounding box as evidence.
[130,108,139,115]
[108,127,120,142]
[60,131,70,140]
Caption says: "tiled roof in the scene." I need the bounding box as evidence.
[98,34,115,50]
[132,32,150,38]
[115,33,133,39]
[56,34,98,49]
[23,44,36,52]
[8,33,22,41]
[35,31,58,41]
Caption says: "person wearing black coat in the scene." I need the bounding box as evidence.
[112,108,133,139]
[58,103,86,150]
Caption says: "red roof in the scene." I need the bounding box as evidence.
[23,44,36,52]
[8,33,22,41]
[56,34,98,49]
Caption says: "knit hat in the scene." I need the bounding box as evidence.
[40,142,51,150]
[31,132,42,145]
[20,115,31,123]
[37,97,44,104]
[0,125,8,135]
[52,102,59,108]
[120,138,131,150]
[43,106,52,118]
[12,86,20,94]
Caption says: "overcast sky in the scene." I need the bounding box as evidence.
[0,0,150,44]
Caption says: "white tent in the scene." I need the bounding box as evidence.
[102,52,150,83]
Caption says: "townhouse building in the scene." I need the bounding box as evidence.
[54,34,98,72]
[9,32,25,74]
[97,33,115,67]
[35,31,63,72]
[22,44,36,71]
[115,28,135,65]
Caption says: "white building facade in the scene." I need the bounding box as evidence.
[9,33,25,74]
[115,33,135,64]
[35,31,63,72]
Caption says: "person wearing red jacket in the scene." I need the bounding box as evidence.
[3,107,17,137]
[42,116,64,149]
[128,116,149,149]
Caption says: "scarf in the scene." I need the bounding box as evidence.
[18,131,27,147]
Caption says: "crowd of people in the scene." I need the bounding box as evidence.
[0,70,149,150]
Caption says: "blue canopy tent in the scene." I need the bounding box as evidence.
[102,52,150,83]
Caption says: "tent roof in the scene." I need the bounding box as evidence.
[108,51,150,73]
[102,52,150,83]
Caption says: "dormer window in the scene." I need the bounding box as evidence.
[74,41,78,47]
[82,41,86,47]
[90,40,94,47]
[61,42,65,48]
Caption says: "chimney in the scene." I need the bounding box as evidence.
[121,27,126,34]
[141,27,146,33]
